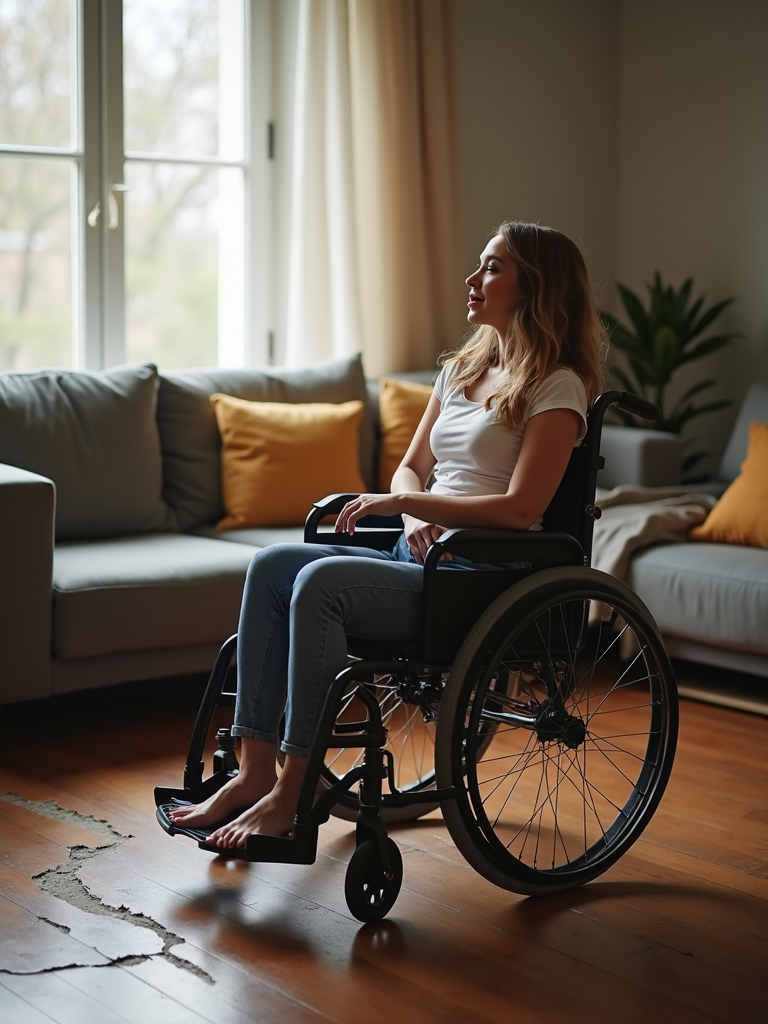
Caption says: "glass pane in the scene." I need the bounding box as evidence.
[124,162,220,369]
[123,0,244,160]
[0,0,73,148]
[0,157,73,370]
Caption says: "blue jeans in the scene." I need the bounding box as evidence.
[232,538,423,757]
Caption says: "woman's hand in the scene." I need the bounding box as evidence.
[335,497,450,564]
[402,514,451,565]
[334,493,403,535]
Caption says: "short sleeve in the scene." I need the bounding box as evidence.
[433,365,452,403]
[528,369,588,442]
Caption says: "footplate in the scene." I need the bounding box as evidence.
[155,802,318,864]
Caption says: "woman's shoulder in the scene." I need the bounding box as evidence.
[535,366,587,404]
[528,366,589,435]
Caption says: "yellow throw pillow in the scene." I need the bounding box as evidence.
[211,394,367,529]
[689,421,768,548]
[378,377,434,491]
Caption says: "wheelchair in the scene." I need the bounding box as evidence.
[155,389,679,923]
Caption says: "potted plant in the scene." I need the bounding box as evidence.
[601,273,740,481]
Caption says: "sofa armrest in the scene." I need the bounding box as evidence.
[0,463,54,703]
[598,426,683,488]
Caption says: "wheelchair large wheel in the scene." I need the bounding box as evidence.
[435,566,678,896]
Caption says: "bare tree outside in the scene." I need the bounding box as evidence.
[0,0,242,372]
[124,0,223,369]
[0,0,73,370]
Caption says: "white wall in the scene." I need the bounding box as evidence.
[454,0,620,306]
[616,0,768,473]
[454,0,768,475]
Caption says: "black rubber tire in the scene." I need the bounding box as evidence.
[435,566,678,896]
[344,838,403,923]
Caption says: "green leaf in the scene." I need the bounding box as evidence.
[681,296,704,338]
[675,278,693,319]
[685,399,733,418]
[651,326,680,385]
[617,284,652,342]
[687,297,734,340]
[627,357,653,387]
[612,366,640,393]
[678,334,734,364]
[675,378,717,403]
[668,379,717,420]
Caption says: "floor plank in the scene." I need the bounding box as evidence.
[1,673,767,1024]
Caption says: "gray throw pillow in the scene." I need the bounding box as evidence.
[0,363,175,540]
[157,352,375,530]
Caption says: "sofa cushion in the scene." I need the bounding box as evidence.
[157,353,375,530]
[629,542,768,655]
[52,534,257,658]
[0,363,174,540]
[690,421,768,548]
[211,395,367,528]
[192,523,307,546]
[377,377,433,490]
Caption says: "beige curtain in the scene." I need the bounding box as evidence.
[285,0,465,375]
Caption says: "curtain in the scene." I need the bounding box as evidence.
[285,0,465,375]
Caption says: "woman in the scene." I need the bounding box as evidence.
[169,220,606,847]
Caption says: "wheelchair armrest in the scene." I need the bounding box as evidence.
[304,493,404,547]
[423,527,585,570]
[309,492,363,514]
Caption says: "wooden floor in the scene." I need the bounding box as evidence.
[1,668,766,1024]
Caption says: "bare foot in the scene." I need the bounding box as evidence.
[206,788,298,849]
[167,769,276,830]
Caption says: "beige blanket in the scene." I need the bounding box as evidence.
[591,485,717,581]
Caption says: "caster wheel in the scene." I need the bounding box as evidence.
[344,839,403,923]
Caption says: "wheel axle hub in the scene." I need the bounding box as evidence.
[535,704,587,748]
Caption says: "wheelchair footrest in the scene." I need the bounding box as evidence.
[155,802,317,864]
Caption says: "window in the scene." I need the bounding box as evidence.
[0,0,272,372]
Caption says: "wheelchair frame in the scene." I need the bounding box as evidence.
[155,390,679,922]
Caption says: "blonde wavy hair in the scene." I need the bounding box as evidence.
[442,221,607,430]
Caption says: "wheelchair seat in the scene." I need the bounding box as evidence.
[155,389,679,923]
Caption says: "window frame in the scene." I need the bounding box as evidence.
[0,0,274,372]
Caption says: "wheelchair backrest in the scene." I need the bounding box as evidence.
[541,389,636,561]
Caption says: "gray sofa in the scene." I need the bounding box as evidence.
[2,357,765,708]
[596,383,768,679]
[0,353,404,705]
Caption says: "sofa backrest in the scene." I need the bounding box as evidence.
[718,382,768,483]
[157,352,375,531]
[0,363,174,540]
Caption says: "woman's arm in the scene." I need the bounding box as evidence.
[336,407,582,537]
[387,392,445,563]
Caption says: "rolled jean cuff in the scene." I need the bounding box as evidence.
[280,740,309,759]
[231,725,280,745]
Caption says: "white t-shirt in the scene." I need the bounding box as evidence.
[429,365,588,502]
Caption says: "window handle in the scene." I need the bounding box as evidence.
[108,183,131,230]
[87,184,130,229]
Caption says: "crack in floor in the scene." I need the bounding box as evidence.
[1,793,213,983]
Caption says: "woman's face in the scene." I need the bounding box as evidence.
[465,235,524,338]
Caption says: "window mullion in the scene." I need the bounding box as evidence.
[79,0,103,369]
[100,0,126,368]
[248,0,274,366]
